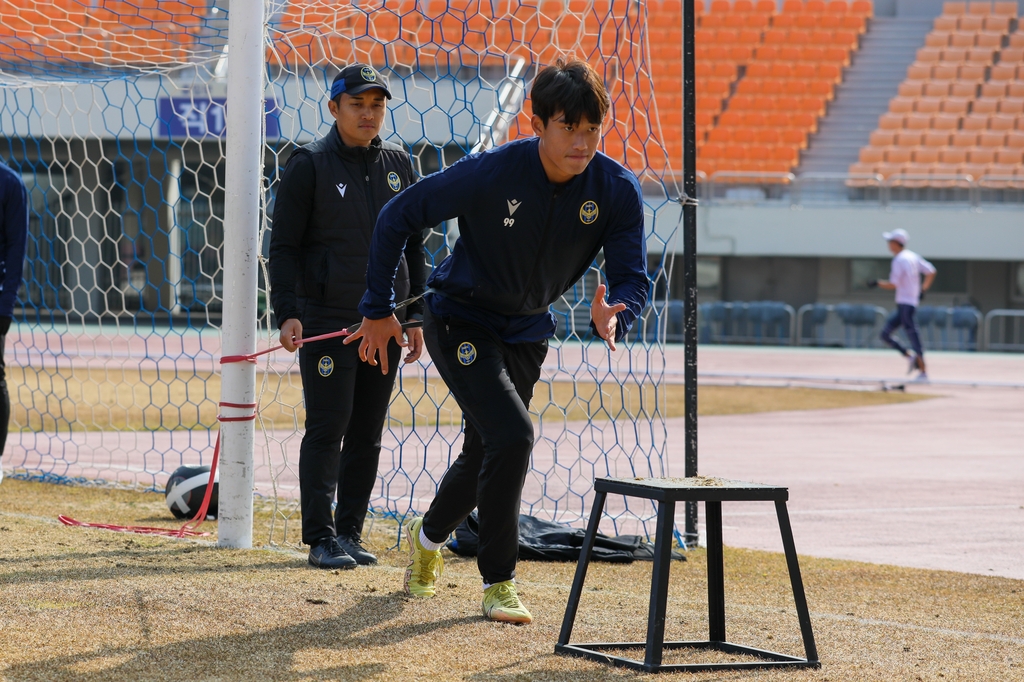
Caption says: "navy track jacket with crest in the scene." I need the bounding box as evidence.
[359,137,649,343]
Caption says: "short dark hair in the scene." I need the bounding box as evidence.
[530,59,610,127]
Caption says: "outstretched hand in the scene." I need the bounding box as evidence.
[591,281,627,351]
[343,315,406,374]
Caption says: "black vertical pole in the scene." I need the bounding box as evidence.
[681,0,699,546]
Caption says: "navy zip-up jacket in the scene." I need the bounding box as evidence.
[0,160,28,319]
[359,138,648,343]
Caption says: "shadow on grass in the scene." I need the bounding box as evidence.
[4,594,479,681]
[0,543,303,585]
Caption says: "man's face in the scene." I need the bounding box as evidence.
[888,240,903,255]
[532,111,603,184]
[328,89,388,147]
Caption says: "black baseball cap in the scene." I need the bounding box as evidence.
[330,64,392,100]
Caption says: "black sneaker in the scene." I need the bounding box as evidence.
[336,532,377,565]
[308,537,357,570]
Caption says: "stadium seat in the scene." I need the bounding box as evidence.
[1000,99,1024,114]
[934,16,959,31]
[989,114,1017,130]
[913,147,940,163]
[941,97,971,114]
[952,130,979,146]
[924,131,953,145]
[870,130,897,145]
[955,16,980,31]
[943,1,967,14]
[859,147,885,163]
[962,114,989,130]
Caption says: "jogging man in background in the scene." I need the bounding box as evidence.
[269,63,426,570]
[346,58,649,624]
[0,158,28,486]
[870,228,936,380]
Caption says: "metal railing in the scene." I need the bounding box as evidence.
[796,303,889,348]
[698,171,1024,209]
[915,305,983,352]
[984,309,1024,352]
[698,301,796,346]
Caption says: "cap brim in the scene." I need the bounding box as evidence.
[346,83,392,99]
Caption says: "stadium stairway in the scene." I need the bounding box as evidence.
[799,17,934,173]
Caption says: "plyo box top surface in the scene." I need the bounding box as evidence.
[595,476,789,502]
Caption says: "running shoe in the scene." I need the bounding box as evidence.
[336,532,377,565]
[404,517,443,598]
[482,580,533,625]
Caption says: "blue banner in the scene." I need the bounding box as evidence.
[158,97,280,139]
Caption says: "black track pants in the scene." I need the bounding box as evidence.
[420,308,548,584]
[298,334,400,546]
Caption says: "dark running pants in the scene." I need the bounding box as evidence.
[420,308,548,585]
[880,304,924,358]
[298,334,400,546]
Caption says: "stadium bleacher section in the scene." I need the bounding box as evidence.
[693,0,873,178]
[0,0,204,66]
[852,1,1024,186]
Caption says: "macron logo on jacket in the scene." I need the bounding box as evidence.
[507,199,521,215]
[336,182,347,198]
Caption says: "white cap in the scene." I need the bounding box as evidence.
[882,228,908,245]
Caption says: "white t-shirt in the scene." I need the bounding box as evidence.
[889,249,936,306]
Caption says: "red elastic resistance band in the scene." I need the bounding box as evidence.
[57,329,356,538]
[60,292,426,538]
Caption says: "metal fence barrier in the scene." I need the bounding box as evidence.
[916,305,983,351]
[698,301,796,346]
[698,171,1024,209]
[796,303,888,348]
[984,309,1024,352]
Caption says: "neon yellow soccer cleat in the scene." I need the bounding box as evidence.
[404,517,444,598]
[481,580,533,625]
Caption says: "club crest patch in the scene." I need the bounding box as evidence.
[318,356,334,377]
[580,200,599,224]
[387,171,402,192]
[360,66,377,82]
[457,342,477,366]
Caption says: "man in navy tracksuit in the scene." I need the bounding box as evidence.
[347,59,649,624]
[0,159,28,486]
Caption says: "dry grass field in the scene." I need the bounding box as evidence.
[8,366,930,432]
[2,479,1023,681]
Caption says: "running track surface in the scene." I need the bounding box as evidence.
[8,336,1024,580]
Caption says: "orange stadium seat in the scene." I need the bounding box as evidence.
[989,114,1017,130]
[967,1,991,15]
[896,131,924,146]
[1001,47,1024,61]
[890,97,915,113]
[1010,33,1024,48]
[962,114,989,130]
[870,130,897,145]
[1001,99,1024,114]
[952,130,979,146]
[974,97,1000,113]
[915,97,942,113]
[924,131,953,145]
[958,15,984,30]
[943,2,967,15]
[933,16,959,31]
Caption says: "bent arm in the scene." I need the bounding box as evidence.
[359,161,475,320]
[593,187,649,342]
[922,272,935,292]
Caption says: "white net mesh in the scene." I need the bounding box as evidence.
[2,0,685,545]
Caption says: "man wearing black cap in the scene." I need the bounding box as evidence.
[269,63,426,569]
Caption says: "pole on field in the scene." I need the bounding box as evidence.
[681,0,699,548]
[218,1,265,549]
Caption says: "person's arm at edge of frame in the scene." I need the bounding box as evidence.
[920,257,937,296]
[346,167,466,374]
[267,152,315,353]
[0,173,28,336]
[590,181,648,351]
[400,166,427,364]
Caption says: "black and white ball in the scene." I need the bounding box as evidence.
[164,465,218,520]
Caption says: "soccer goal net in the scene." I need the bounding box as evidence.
[1,0,687,545]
